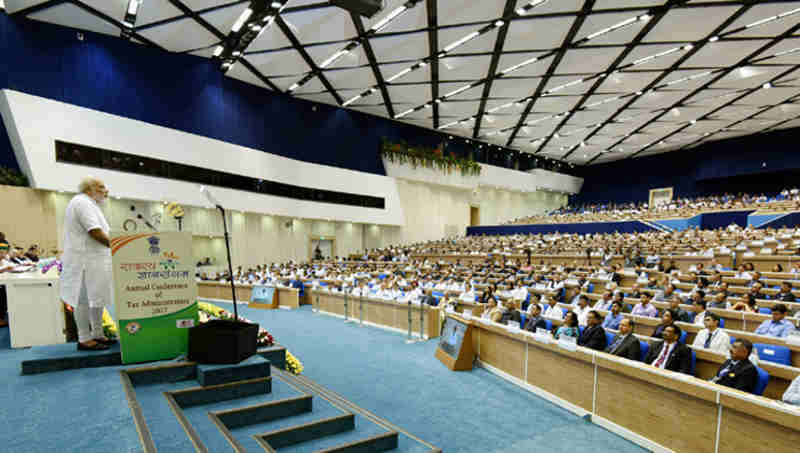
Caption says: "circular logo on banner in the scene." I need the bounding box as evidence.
[126,322,141,335]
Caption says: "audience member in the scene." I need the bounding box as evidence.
[577,311,606,351]
[605,318,641,361]
[554,312,580,340]
[631,293,658,318]
[602,302,624,330]
[644,325,691,374]
[710,339,758,393]
[754,304,796,338]
[692,314,731,355]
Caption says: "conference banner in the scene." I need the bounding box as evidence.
[111,231,198,364]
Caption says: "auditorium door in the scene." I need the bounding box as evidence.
[470,206,480,226]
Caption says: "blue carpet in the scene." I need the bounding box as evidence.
[0,304,650,453]
[213,304,649,453]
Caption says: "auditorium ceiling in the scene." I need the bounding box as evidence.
[8,0,800,165]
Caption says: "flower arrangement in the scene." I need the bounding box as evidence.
[41,259,62,274]
[380,139,481,176]
[285,350,304,375]
[62,303,118,340]
[0,167,28,186]
[198,302,275,347]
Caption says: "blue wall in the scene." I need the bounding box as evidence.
[575,128,800,205]
[700,210,754,230]
[654,218,691,232]
[466,220,657,236]
[0,13,476,176]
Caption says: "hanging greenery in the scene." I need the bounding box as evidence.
[380,139,481,176]
[0,167,28,186]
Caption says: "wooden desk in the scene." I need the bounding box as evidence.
[312,290,440,339]
[458,314,800,453]
[0,272,65,348]
[197,282,299,309]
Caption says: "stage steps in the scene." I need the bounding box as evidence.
[118,351,429,453]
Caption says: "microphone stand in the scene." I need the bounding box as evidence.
[201,187,239,322]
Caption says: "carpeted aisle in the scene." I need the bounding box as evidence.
[214,303,648,453]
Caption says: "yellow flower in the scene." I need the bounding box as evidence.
[285,350,304,375]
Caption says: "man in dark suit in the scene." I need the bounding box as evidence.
[578,310,607,351]
[605,318,641,361]
[644,325,692,374]
[712,339,759,393]
[523,303,547,333]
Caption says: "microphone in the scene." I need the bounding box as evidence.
[200,186,222,209]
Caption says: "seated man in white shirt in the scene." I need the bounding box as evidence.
[592,292,613,311]
[459,283,476,303]
[692,313,730,354]
[542,295,564,320]
[574,295,592,326]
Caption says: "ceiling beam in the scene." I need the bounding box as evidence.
[505,0,597,147]
[581,2,758,165]
[471,0,517,139]
[349,12,395,118]
[425,0,439,128]
[618,15,800,161]
[275,15,343,104]
[558,0,689,160]
[680,90,800,149]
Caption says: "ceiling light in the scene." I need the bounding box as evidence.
[386,67,413,82]
[419,61,427,67]
[709,36,719,42]
[683,44,693,50]
[213,46,223,57]
[371,6,408,32]
[320,50,349,68]
[494,20,505,27]
[263,15,273,23]
[585,16,639,40]
[443,31,480,52]
[343,95,361,106]
[122,20,134,28]
[395,108,415,119]
[221,62,232,71]
[690,119,697,124]
[443,85,472,98]
[232,50,241,57]
[424,103,431,109]
[636,91,643,96]
[554,133,560,138]
[288,82,299,92]
[745,7,800,29]
[127,0,140,16]
[231,8,253,33]
[271,1,282,7]
[763,82,772,89]
[638,14,651,21]
[500,56,539,75]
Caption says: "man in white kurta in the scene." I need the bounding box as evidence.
[60,177,116,350]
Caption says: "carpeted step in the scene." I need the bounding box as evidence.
[254,413,356,449]
[169,376,272,408]
[196,355,271,386]
[315,431,399,453]
[211,394,313,429]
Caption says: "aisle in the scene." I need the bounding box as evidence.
[220,304,648,453]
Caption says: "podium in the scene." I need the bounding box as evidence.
[111,231,198,364]
[435,315,475,371]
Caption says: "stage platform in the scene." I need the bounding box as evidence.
[20,341,288,375]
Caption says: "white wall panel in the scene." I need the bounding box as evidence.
[0,89,405,226]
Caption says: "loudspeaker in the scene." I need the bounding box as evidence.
[188,320,259,364]
[331,0,384,18]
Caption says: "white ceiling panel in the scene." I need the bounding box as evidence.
[558,47,621,75]
[136,1,183,27]
[19,0,800,166]
[30,3,120,37]
[6,0,51,14]
[644,6,738,42]
[138,16,218,52]
[505,17,572,51]
[439,0,505,27]
[226,62,272,90]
